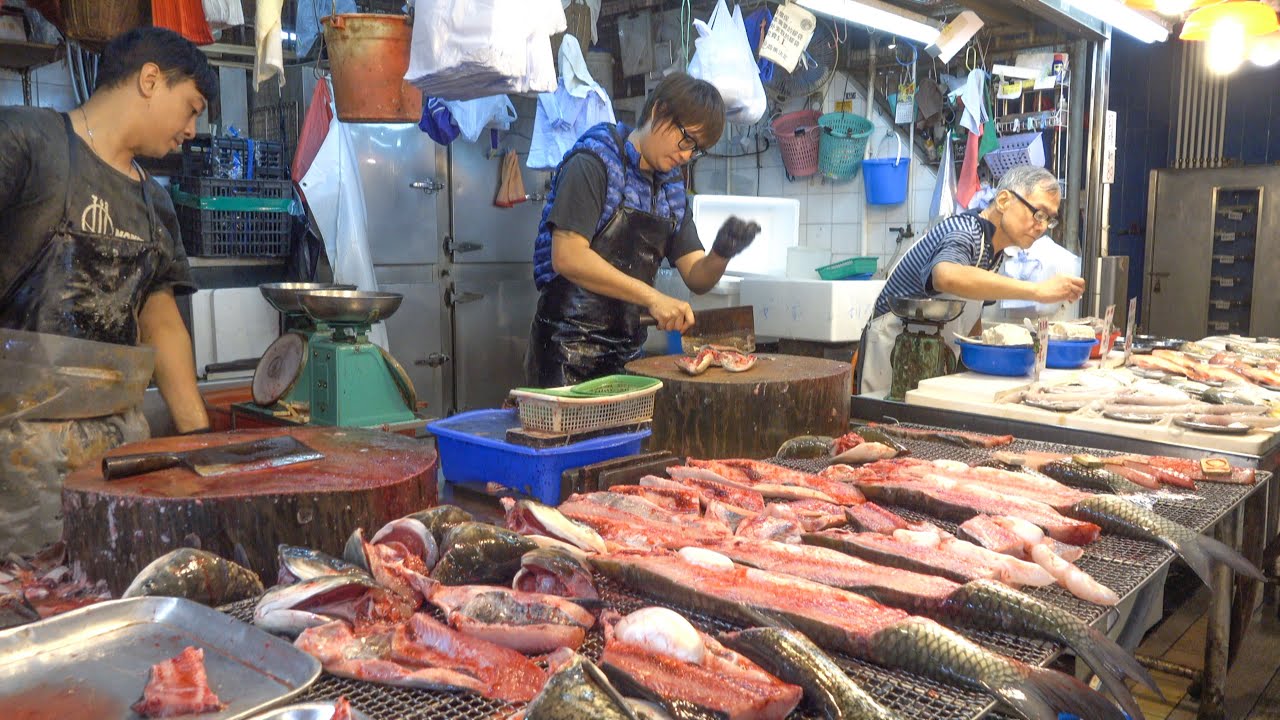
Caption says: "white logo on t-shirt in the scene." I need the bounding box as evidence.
[79,195,142,241]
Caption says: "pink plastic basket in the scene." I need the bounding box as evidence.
[772,110,822,179]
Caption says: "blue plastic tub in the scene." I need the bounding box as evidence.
[427,409,650,505]
[958,342,1035,376]
[1046,338,1099,369]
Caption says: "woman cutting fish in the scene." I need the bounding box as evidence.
[525,73,761,386]
[856,166,1086,397]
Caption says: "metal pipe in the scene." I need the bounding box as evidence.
[863,39,877,259]
[1083,33,1111,317]
[1063,38,1088,255]
[1210,70,1223,167]
[1188,43,1202,168]
[1174,42,1189,168]
[1216,73,1229,167]
[1197,43,1211,168]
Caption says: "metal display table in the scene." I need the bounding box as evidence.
[222,426,1264,720]
[852,397,1276,720]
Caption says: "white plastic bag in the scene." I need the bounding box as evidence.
[442,95,518,144]
[203,0,245,30]
[405,0,565,100]
[686,0,766,124]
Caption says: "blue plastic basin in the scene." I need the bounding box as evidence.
[958,342,1035,376]
[1046,338,1099,369]
[427,409,650,505]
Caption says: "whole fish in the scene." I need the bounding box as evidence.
[1037,460,1151,495]
[525,651,639,720]
[123,548,263,606]
[720,627,901,720]
[591,551,1126,720]
[1067,495,1264,586]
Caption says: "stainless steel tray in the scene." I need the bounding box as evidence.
[0,597,320,719]
[247,702,373,720]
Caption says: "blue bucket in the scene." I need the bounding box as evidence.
[863,133,910,205]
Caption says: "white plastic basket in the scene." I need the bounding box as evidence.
[509,382,662,435]
[983,131,1046,179]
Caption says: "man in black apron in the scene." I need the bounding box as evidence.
[526,73,761,386]
[0,28,218,554]
[855,166,1086,397]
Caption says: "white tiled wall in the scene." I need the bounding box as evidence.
[694,71,939,274]
[0,61,78,110]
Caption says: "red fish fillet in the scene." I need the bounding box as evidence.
[845,502,910,534]
[131,646,226,718]
[391,613,547,702]
[608,484,702,514]
[957,515,1024,557]
[712,458,866,505]
[331,696,354,720]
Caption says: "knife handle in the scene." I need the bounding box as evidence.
[640,314,658,328]
[102,452,185,481]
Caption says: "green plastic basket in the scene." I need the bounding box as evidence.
[817,256,878,280]
[818,112,874,181]
[513,374,662,399]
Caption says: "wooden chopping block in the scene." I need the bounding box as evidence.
[63,427,437,595]
[626,353,850,460]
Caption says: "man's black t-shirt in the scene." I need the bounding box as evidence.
[546,152,705,266]
[0,106,195,305]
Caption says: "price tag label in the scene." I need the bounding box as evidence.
[1219,277,1235,288]
[1227,211,1243,221]
[1213,300,1231,310]
[1122,297,1138,366]
[1033,317,1050,381]
[759,3,817,73]
[1101,304,1116,356]
[1218,232,1236,242]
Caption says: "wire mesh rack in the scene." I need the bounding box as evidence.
[218,422,1265,720]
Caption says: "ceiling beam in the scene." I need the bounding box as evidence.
[999,0,1107,40]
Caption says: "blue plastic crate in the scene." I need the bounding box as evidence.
[427,409,650,505]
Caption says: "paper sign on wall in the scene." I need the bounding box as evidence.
[895,81,916,125]
[759,2,817,73]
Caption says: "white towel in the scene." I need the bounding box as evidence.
[255,0,284,89]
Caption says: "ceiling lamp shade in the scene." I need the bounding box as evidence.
[1180,1,1280,41]
[1125,0,1218,16]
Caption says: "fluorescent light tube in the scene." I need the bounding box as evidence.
[1069,0,1171,43]
[797,0,942,45]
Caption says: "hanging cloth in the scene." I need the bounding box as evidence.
[292,79,334,187]
[495,150,527,207]
[152,0,215,45]
[255,0,285,88]
[956,130,982,209]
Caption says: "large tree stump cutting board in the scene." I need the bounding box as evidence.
[63,427,437,595]
[626,354,850,459]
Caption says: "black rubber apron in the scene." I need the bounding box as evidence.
[526,129,676,387]
[0,114,162,344]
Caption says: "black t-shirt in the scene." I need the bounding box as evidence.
[0,107,196,305]
[546,152,704,266]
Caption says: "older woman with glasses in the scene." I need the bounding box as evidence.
[855,165,1086,397]
[526,72,760,386]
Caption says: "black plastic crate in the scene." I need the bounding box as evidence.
[181,134,288,180]
[175,176,292,199]
[176,204,291,258]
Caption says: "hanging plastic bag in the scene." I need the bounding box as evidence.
[442,95,518,144]
[202,0,244,30]
[686,0,766,124]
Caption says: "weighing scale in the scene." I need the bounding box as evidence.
[887,297,963,402]
[233,285,420,429]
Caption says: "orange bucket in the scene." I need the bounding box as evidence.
[322,14,422,123]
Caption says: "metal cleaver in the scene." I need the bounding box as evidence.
[102,435,324,481]
[641,305,756,354]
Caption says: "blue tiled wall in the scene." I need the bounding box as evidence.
[1109,35,1280,324]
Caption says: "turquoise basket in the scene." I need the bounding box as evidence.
[818,112,874,181]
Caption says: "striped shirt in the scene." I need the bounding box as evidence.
[872,213,1002,318]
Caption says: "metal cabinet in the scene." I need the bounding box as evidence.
[348,123,445,267]
[378,271,448,418]
[1144,166,1280,339]
[447,263,540,411]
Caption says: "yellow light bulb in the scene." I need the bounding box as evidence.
[1250,33,1280,67]
[1207,18,1247,74]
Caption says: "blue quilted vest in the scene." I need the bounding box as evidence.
[532,122,688,290]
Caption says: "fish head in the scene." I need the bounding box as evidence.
[511,500,608,554]
[253,574,379,635]
[371,518,438,568]
[405,504,475,546]
[122,548,224,598]
[441,522,526,555]
[277,544,367,584]
[343,528,371,572]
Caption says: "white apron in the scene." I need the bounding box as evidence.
[856,233,995,397]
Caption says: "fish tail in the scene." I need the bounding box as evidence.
[868,618,1124,720]
[1198,533,1266,581]
[944,580,1155,717]
[993,665,1127,720]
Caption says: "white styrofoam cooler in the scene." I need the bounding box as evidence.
[690,195,799,277]
[738,277,886,343]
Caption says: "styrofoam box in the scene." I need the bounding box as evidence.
[738,277,886,343]
[691,195,799,277]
